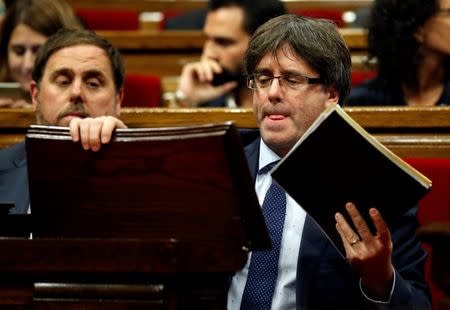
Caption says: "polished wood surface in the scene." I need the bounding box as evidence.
[97,29,368,76]
[1,123,270,309]
[3,107,450,130]
[67,0,373,12]
[1,107,450,157]
[98,29,367,51]
[0,238,235,309]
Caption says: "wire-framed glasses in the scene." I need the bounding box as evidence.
[247,73,323,91]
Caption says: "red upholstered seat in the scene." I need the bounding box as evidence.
[351,71,377,87]
[292,9,345,27]
[76,9,139,31]
[122,74,161,108]
[403,157,450,309]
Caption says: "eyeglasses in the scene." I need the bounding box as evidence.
[247,73,323,91]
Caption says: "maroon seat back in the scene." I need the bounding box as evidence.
[404,157,450,309]
[122,74,161,108]
[351,71,377,87]
[76,9,139,30]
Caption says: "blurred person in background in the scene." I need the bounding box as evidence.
[347,0,450,106]
[0,0,81,108]
[175,0,285,108]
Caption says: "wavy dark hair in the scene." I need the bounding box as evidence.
[245,14,351,103]
[368,0,443,91]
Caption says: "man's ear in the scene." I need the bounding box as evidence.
[325,85,340,107]
[30,80,39,112]
[115,88,124,115]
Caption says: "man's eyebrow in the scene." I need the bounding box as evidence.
[82,69,106,80]
[253,68,305,75]
[49,68,73,80]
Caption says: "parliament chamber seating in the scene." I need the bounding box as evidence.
[291,9,345,27]
[351,70,377,87]
[123,74,162,107]
[76,8,140,30]
[405,157,450,309]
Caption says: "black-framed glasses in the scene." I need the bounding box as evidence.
[247,73,323,91]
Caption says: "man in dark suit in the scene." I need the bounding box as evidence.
[227,15,431,309]
[0,28,126,214]
[174,0,285,108]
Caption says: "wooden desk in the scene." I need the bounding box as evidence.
[1,107,450,158]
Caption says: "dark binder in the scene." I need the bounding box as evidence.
[271,104,432,258]
[25,122,270,257]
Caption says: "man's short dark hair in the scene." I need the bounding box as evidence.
[32,28,125,92]
[244,14,351,103]
[208,0,286,35]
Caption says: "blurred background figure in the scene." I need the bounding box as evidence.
[163,8,207,30]
[347,0,450,106]
[175,0,285,108]
[0,0,81,108]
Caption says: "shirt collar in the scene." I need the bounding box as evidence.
[258,138,281,173]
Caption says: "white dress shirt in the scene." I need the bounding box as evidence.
[227,139,306,310]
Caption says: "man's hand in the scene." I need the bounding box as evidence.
[69,116,127,152]
[177,59,238,107]
[335,203,394,300]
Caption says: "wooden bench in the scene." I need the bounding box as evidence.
[95,29,368,77]
[67,0,373,13]
[1,107,449,157]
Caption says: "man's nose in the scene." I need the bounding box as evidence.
[202,40,220,61]
[267,77,283,97]
[69,79,84,103]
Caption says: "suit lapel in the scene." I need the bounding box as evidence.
[0,142,26,171]
[244,138,260,182]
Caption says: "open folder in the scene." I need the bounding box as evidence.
[271,104,431,259]
[26,123,270,251]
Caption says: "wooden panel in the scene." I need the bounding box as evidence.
[97,28,368,79]
[1,107,450,158]
[67,0,373,12]
[99,28,367,52]
[99,29,367,76]
[2,107,450,129]
[98,30,205,50]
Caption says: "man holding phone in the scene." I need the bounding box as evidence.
[175,0,285,108]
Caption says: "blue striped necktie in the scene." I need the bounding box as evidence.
[240,161,287,309]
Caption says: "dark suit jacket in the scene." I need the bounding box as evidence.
[244,136,431,309]
[0,142,29,214]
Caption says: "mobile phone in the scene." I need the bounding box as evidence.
[211,68,236,86]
